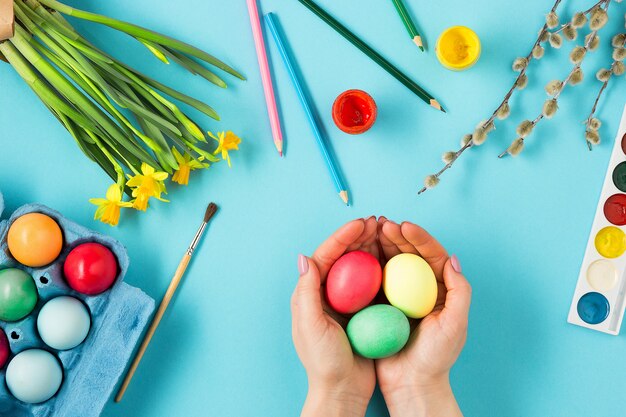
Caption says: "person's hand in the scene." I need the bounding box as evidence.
[375,218,471,417]
[292,217,379,417]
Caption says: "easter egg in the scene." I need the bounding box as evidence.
[63,243,118,295]
[8,213,63,267]
[346,304,410,359]
[383,253,437,319]
[37,296,91,350]
[0,328,10,368]
[0,268,38,322]
[6,349,63,404]
[326,250,382,314]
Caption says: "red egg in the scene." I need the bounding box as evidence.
[0,328,9,368]
[63,243,118,295]
[326,251,382,314]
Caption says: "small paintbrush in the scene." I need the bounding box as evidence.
[115,202,218,403]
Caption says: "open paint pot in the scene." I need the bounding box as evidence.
[332,90,377,135]
[435,26,481,71]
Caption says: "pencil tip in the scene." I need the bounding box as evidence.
[275,140,283,156]
[339,191,349,205]
[204,202,218,223]
[430,99,445,113]
[413,36,423,49]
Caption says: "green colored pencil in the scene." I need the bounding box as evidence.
[391,0,424,51]
[297,0,443,112]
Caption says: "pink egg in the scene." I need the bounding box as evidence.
[325,251,382,314]
[0,328,9,368]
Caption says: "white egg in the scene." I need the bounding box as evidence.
[37,296,91,350]
[6,349,63,403]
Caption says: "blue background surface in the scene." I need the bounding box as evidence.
[1,0,626,415]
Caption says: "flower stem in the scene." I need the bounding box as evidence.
[36,0,245,80]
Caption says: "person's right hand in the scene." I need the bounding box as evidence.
[292,218,379,417]
[374,218,471,417]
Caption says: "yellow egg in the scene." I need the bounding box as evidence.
[383,253,437,318]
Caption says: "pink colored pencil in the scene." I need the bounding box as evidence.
[246,0,284,156]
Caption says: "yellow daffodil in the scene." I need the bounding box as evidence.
[126,163,169,211]
[171,147,209,185]
[89,184,133,226]
[209,131,241,167]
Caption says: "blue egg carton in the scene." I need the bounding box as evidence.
[0,193,155,417]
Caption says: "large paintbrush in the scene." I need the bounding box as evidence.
[115,202,218,402]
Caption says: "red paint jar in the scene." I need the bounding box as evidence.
[604,194,626,226]
[332,90,377,135]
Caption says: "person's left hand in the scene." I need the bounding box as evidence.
[292,217,379,417]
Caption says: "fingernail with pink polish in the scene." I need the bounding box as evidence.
[298,254,309,275]
[451,255,462,273]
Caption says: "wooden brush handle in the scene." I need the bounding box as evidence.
[115,253,192,402]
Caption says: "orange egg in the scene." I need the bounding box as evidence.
[8,213,63,267]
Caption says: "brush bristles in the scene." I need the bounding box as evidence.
[204,202,218,223]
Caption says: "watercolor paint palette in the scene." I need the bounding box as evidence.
[569,105,626,335]
[0,193,155,417]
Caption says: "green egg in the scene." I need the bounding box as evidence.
[0,268,38,322]
[346,304,410,359]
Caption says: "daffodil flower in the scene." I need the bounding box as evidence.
[89,184,133,226]
[209,131,241,167]
[126,163,169,211]
[171,147,209,185]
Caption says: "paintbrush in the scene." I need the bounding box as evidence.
[115,202,218,402]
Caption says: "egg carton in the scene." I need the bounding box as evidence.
[0,193,155,417]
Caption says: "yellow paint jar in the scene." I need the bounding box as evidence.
[595,226,626,259]
[435,26,481,71]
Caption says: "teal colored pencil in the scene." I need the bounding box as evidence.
[391,0,424,51]
[264,12,349,206]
